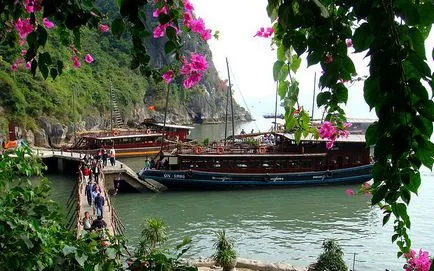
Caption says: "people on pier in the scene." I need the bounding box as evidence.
[102,149,108,167]
[85,181,93,206]
[83,166,90,183]
[91,215,107,231]
[251,129,254,134]
[109,147,116,166]
[94,193,105,218]
[113,174,121,195]
[240,128,246,135]
[92,161,101,183]
[82,211,93,231]
[144,158,150,170]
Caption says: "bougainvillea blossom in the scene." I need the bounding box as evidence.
[345,189,355,196]
[162,70,174,84]
[15,18,33,39]
[85,54,94,64]
[182,0,194,11]
[254,27,274,38]
[346,39,353,47]
[99,24,109,32]
[42,18,55,29]
[152,6,168,17]
[24,0,42,13]
[71,56,81,68]
[149,105,155,111]
[404,249,432,271]
[25,62,31,70]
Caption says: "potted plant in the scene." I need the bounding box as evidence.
[314,239,348,271]
[212,230,237,271]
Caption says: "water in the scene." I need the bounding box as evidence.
[48,162,434,270]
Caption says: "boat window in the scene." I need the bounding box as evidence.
[302,160,313,168]
[288,160,300,168]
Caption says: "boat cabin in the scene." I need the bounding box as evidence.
[141,119,193,142]
[72,133,163,150]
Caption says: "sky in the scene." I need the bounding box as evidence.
[191,0,434,119]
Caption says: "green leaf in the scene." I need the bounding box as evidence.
[334,84,348,104]
[20,234,33,249]
[287,82,299,99]
[106,247,116,259]
[273,61,285,81]
[371,185,388,205]
[317,91,331,107]
[31,59,38,77]
[293,32,307,56]
[392,234,399,243]
[408,27,426,60]
[290,55,301,73]
[353,23,373,53]
[363,76,380,109]
[57,60,63,76]
[406,52,431,78]
[50,68,58,80]
[111,18,125,37]
[166,26,178,41]
[307,51,322,66]
[164,41,176,55]
[401,188,411,205]
[75,254,87,267]
[158,13,171,24]
[395,203,410,228]
[408,78,428,101]
[383,213,391,226]
[37,26,48,48]
[277,45,286,62]
[294,129,302,144]
[417,100,434,121]
[414,115,433,137]
[62,245,76,256]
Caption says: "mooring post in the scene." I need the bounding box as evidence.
[352,253,356,271]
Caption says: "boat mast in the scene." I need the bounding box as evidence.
[311,72,317,120]
[274,81,278,131]
[159,83,171,155]
[226,58,235,143]
[224,60,230,146]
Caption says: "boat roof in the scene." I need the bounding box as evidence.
[177,153,327,158]
[277,133,366,143]
[82,133,163,140]
[153,123,194,130]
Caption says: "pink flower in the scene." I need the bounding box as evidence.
[162,70,174,84]
[318,121,337,139]
[152,6,168,18]
[345,189,355,196]
[344,122,352,128]
[363,182,371,189]
[21,50,27,56]
[183,0,194,11]
[17,58,24,65]
[404,249,431,271]
[183,72,202,89]
[19,39,26,47]
[15,18,34,39]
[254,26,274,38]
[346,39,353,47]
[71,56,81,68]
[184,12,193,27]
[11,63,18,71]
[184,16,212,42]
[42,18,55,29]
[25,0,42,13]
[84,54,94,64]
[25,62,31,70]
[326,141,334,149]
[99,24,109,32]
[190,53,208,71]
[153,23,168,38]
[325,54,333,63]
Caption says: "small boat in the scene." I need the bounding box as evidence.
[70,123,194,158]
[263,113,284,119]
[138,133,373,190]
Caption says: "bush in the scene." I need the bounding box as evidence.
[315,239,348,271]
[212,230,237,271]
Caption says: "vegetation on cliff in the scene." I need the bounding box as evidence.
[0,1,250,139]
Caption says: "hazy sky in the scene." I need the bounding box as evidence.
[192,0,434,119]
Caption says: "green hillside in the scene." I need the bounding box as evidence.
[0,2,250,143]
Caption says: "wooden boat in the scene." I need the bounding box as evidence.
[137,132,373,190]
[70,123,194,158]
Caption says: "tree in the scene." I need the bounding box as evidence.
[266,0,433,259]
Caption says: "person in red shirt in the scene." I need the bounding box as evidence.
[83,166,90,183]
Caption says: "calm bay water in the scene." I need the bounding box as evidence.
[46,119,434,270]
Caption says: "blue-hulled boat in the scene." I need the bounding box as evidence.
[138,132,373,190]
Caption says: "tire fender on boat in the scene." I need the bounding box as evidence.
[146,129,151,134]
[324,170,332,179]
[194,145,203,155]
[258,147,267,154]
[216,146,224,155]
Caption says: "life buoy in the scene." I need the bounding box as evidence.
[112,131,119,136]
[216,146,224,155]
[146,129,151,134]
[258,147,267,154]
[194,145,203,155]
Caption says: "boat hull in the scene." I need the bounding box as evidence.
[137,164,372,190]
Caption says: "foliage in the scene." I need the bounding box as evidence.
[245,138,259,148]
[130,218,197,271]
[212,230,237,270]
[136,217,168,256]
[202,138,210,146]
[0,146,125,270]
[315,240,348,271]
[267,0,434,257]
